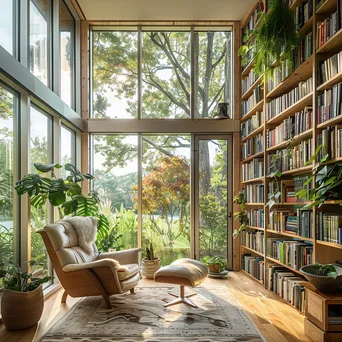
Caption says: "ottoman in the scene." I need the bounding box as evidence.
[154,258,208,308]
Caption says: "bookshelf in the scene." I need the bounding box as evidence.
[239,0,342,315]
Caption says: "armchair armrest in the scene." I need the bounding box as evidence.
[97,248,141,265]
[62,259,128,274]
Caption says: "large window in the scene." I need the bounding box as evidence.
[0,0,16,55]
[60,125,76,178]
[91,27,232,119]
[60,0,75,107]
[0,84,18,286]
[29,0,50,85]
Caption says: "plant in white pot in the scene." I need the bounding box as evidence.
[141,243,160,279]
[0,260,52,330]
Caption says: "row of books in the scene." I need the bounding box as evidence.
[267,238,313,270]
[269,209,313,238]
[295,0,313,31]
[316,5,342,49]
[246,209,264,228]
[241,133,264,160]
[242,2,263,38]
[241,85,263,117]
[318,50,342,85]
[268,139,313,174]
[292,31,313,70]
[268,61,292,92]
[240,231,265,254]
[266,107,313,148]
[241,158,264,181]
[241,111,264,139]
[267,265,306,312]
[241,254,264,283]
[242,69,259,95]
[318,126,342,160]
[245,184,264,203]
[317,82,342,124]
[266,78,313,121]
[317,213,342,244]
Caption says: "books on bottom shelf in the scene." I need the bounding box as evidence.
[267,264,306,312]
[240,230,265,254]
[241,254,264,283]
[317,212,342,244]
[267,238,313,270]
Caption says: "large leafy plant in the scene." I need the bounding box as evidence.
[239,0,298,80]
[233,190,249,238]
[201,255,227,272]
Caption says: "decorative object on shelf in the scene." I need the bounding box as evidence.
[0,260,52,330]
[201,255,227,277]
[233,190,249,238]
[215,102,230,119]
[300,263,342,293]
[266,170,282,210]
[239,0,298,80]
[15,162,122,252]
[141,242,160,279]
[296,145,342,208]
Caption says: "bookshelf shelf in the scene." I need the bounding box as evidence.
[241,75,263,101]
[317,28,342,54]
[275,201,312,205]
[242,245,264,257]
[316,240,342,249]
[241,99,264,122]
[241,151,264,163]
[246,225,265,231]
[245,202,264,206]
[316,0,337,15]
[317,72,342,91]
[241,176,264,184]
[317,114,342,130]
[242,58,255,77]
[278,165,313,176]
[267,230,314,242]
[289,0,303,11]
[266,256,304,275]
[266,56,313,99]
[240,269,264,284]
[298,15,314,36]
[241,125,264,143]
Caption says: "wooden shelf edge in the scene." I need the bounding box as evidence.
[267,230,314,242]
[317,114,342,130]
[246,225,265,231]
[241,75,263,101]
[241,245,265,257]
[316,240,342,249]
[317,28,342,54]
[241,177,264,184]
[241,150,264,163]
[317,72,342,91]
[241,99,264,123]
[241,125,265,144]
[266,256,304,275]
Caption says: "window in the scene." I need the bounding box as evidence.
[60,0,75,108]
[29,0,50,85]
[60,125,76,178]
[0,0,16,55]
[0,84,18,286]
[30,106,52,281]
[91,27,233,119]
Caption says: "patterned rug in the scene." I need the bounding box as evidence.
[40,285,264,342]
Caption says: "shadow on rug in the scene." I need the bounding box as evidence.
[40,285,264,342]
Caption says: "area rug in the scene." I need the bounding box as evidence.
[40,285,264,342]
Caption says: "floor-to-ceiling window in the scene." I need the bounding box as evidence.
[60,125,76,178]
[0,0,16,56]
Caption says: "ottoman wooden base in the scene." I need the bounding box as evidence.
[166,285,198,308]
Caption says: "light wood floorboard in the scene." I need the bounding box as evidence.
[0,271,314,342]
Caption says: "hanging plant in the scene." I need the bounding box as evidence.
[239,0,299,80]
[233,190,249,238]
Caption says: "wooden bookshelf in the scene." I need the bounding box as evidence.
[241,245,264,257]
[241,75,263,101]
[239,0,342,316]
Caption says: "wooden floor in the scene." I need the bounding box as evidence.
[0,271,314,342]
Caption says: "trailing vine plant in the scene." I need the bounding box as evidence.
[233,190,249,238]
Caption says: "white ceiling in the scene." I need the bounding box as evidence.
[77,0,254,21]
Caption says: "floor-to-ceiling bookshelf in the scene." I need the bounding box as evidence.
[240,0,342,314]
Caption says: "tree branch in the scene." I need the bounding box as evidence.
[208,83,225,111]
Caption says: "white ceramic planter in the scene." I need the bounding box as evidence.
[141,258,161,279]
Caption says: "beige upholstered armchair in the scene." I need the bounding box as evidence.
[38,217,141,309]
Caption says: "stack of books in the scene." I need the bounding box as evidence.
[245,184,264,203]
[240,230,265,254]
[241,254,264,283]
[242,158,264,181]
[241,111,264,139]
[317,126,342,159]
[317,82,342,123]
[241,133,264,159]
[317,213,342,244]
[242,85,263,117]
[318,50,342,85]
[242,69,259,95]
[246,209,264,228]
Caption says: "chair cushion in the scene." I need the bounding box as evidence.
[117,263,140,281]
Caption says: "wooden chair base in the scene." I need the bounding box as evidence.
[165,285,197,308]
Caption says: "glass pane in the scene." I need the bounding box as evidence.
[0,0,15,55]
[92,31,138,118]
[142,135,190,265]
[93,135,138,250]
[195,31,232,118]
[30,106,51,281]
[60,0,74,107]
[142,31,191,118]
[29,0,49,85]
[198,139,228,260]
[60,126,76,179]
[0,85,17,287]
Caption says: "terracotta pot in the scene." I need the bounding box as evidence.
[209,264,221,273]
[141,258,161,279]
[1,284,44,330]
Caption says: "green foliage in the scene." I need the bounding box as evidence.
[267,171,282,210]
[239,0,298,80]
[145,242,156,260]
[309,263,338,280]
[233,190,248,238]
[201,255,227,272]
[0,260,52,292]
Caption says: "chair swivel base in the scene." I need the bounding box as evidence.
[164,285,198,308]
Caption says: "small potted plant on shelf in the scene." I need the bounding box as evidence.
[141,242,160,279]
[0,260,52,330]
[300,263,342,293]
[201,256,228,278]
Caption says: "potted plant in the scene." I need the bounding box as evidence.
[202,256,227,275]
[300,263,342,293]
[233,190,249,238]
[0,260,52,330]
[141,243,160,279]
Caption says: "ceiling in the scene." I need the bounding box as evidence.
[76,0,254,21]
